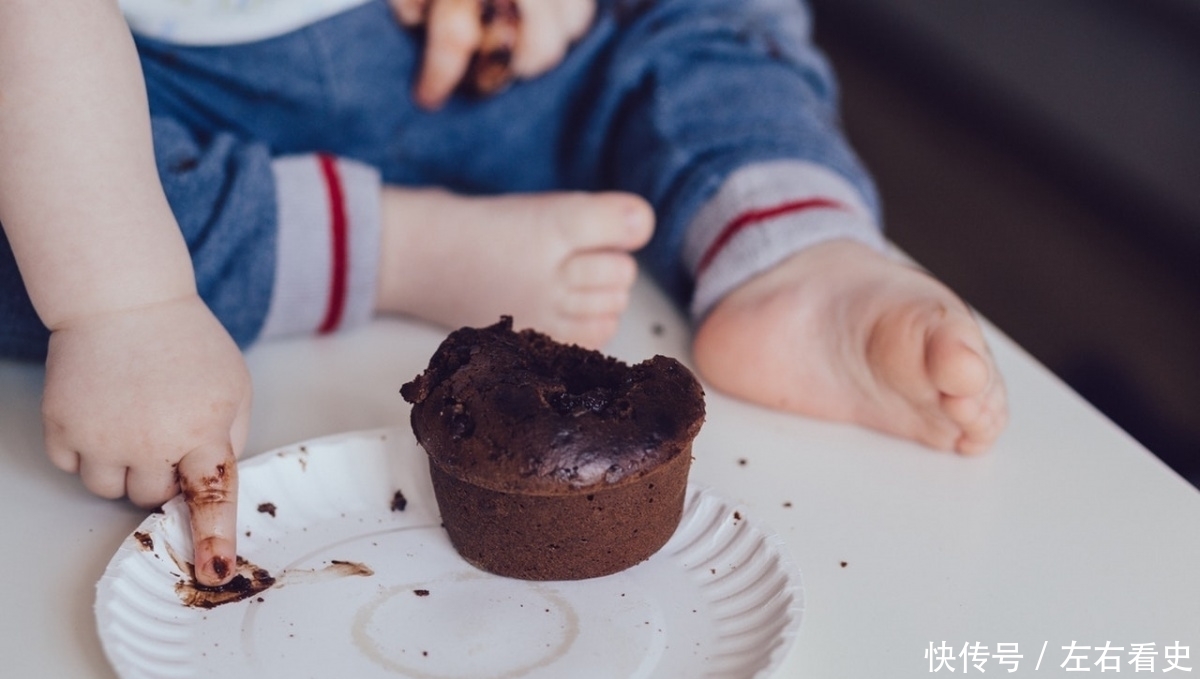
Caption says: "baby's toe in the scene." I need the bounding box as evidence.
[911,413,966,452]
[554,193,654,252]
[558,288,631,318]
[561,251,638,290]
[945,380,1008,455]
[927,316,992,398]
[880,394,963,452]
[548,314,622,349]
[942,391,982,426]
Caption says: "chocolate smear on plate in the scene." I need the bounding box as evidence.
[391,489,408,512]
[133,531,154,551]
[175,557,276,609]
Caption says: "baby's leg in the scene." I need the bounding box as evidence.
[693,239,1008,454]
[375,187,654,348]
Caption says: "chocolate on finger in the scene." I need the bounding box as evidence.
[176,444,239,586]
[468,0,520,95]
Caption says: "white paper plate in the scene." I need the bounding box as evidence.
[95,428,804,679]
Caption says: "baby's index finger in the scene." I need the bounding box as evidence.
[177,443,239,587]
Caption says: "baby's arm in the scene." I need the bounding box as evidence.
[0,1,249,585]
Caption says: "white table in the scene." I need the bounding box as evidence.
[2,274,1198,678]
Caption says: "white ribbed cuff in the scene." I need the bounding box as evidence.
[684,159,886,320]
[259,154,381,340]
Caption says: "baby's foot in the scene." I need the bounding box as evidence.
[376,188,654,348]
[693,240,1008,454]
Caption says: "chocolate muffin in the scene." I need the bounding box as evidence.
[401,317,705,581]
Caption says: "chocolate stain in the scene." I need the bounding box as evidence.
[327,560,375,578]
[257,502,277,517]
[165,532,373,609]
[391,489,408,512]
[274,447,309,471]
[133,531,154,551]
[175,557,276,610]
[178,461,235,511]
[268,560,376,588]
[469,0,520,95]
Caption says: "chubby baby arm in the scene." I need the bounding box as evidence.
[0,0,249,585]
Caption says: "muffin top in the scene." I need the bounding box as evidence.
[401,317,705,494]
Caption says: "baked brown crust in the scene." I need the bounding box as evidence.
[401,317,705,580]
[401,317,705,494]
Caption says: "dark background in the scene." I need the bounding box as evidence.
[808,0,1200,487]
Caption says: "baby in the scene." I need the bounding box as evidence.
[0,0,1006,586]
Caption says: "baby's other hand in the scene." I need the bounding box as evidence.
[41,295,251,585]
[391,0,595,108]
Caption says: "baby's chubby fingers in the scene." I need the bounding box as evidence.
[42,427,81,474]
[511,0,565,78]
[415,0,483,108]
[78,458,127,500]
[177,442,239,587]
[125,463,181,509]
[510,0,593,78]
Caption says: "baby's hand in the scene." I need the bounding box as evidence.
[41,295,251,586]
[391,0,595,108]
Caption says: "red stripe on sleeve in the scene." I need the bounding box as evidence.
[316,154,348,334]
[696,197,848,275]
